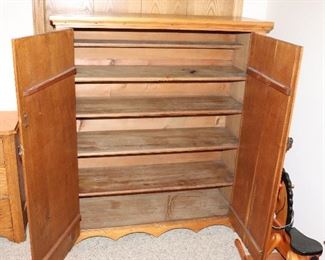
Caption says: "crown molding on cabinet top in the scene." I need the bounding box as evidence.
[50,13,274,32]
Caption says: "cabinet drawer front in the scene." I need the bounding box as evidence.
[0,199,12,229]
[0,138,4,166]
[0,168,8,198]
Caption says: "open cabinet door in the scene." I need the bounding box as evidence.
[230,33,302,259]
[12,30,80,260]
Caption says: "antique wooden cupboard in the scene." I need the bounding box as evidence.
[11,2,302,259]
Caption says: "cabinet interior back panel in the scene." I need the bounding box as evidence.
[80,188,229,230]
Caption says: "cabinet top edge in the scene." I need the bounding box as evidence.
[49,14,274,33]
[0,111,18,135]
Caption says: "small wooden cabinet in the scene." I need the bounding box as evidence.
[0,112,26,242]
[12,8,302,260]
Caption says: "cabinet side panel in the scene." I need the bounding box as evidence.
[0,199,13,240]
[2,134,26,242]
[0,139,4,166]
[0,168,8,199]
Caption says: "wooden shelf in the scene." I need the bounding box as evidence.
[74,39,242,49]
[76,96,242,118]
[80,188,229,230]
[76,65,246,83]
[79,160,233,197]
[50,14,274,33]
[78,127,238,157]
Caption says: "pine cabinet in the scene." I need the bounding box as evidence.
[12,13,302,260]
[0,112,26,242]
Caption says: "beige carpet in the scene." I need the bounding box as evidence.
[0,226,241,260]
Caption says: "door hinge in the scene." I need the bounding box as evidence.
[17,144,24,157]
[22,113,29,128]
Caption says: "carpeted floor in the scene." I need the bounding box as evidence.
[0,226,241,260]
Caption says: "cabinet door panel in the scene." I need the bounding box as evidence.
[12,29,80,260]
[230,33,302,259]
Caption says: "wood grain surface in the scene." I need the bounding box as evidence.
[74,39,242,49]
[77,216,231,242]
[75,82,231,98]
[0,168,8,199]
[78,127,239,157]
[76,65,246,82]
[0,139,3,167]
[0,120,26,242]
[35,0,245,33]
[75,47,233,66]
[79,160,233,196]
[74,30,237,43]
[76,116,225,132]
[50,13,273,32]
[0,112,18,135]
[80,188,229,230]
[78,151,223,168]
[0,199,13,239]
[76,96,242,118]
[230,33,302,259]
[12,29,80,259]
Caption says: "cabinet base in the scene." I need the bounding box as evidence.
[77,216,232,243]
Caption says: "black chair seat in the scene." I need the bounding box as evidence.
[287,227,323,256]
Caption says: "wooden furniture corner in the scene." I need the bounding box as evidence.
[0,111,26,242]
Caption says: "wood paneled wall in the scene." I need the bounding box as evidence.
[33,0,243,33]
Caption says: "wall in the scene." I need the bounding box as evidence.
[0,0,324,248]
[244,0,325,246]
[0,0,33,110]
[243,0,267,19]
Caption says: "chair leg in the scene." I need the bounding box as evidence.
[235,239,253,260]
[286,250,304,260]
[236,230,314,260]
[266,229,310,260]
[265,232,283,257]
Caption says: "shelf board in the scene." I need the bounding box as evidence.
[80,188,229,230]
[76,96,242,119]
[78,127,238,157]
[50,14,274,33]
[79,160,233,197]
[74,39,242,49]
[75,65,246,83]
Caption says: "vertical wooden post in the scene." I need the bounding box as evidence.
[32,0,46,34]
